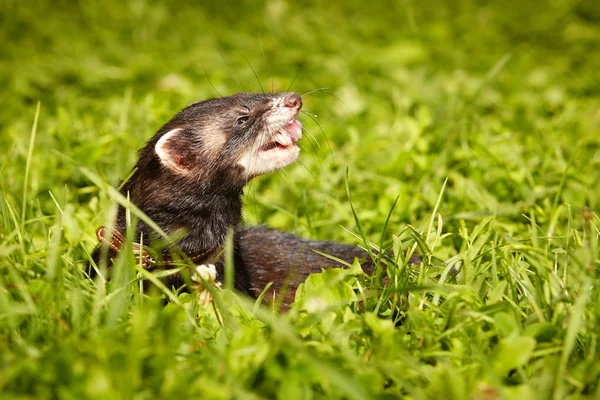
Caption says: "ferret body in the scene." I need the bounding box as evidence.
[92,92,378,305]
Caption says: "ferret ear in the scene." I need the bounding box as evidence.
[155,128,197,173]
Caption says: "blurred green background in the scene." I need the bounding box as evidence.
[2,0,598,242]
[1,0,600,398]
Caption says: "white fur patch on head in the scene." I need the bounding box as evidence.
[237,143,300,177]
[155,128,189,174]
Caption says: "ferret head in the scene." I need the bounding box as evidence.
[152,92,303,183]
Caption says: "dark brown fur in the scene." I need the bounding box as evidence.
[231,226,376,306]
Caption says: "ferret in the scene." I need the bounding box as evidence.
[91,92,407,306]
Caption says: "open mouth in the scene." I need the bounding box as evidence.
[237,96,304,176]
[259,119,303,154]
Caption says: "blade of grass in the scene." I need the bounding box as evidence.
[21,102,40,226]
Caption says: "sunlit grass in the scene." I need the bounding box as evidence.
[1,0,599,398]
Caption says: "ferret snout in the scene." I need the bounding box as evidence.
[284,93,302,110]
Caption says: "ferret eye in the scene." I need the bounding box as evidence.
[235,116,249,126]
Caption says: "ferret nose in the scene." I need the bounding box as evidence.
[284,93,302,109]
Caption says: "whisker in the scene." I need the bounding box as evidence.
[314,90,356,121]
[287,70,301,92]
[215,47,244,92]
[301,109,338,125]
[202,60,222,97]
[300,87,329,97]
[294,158,319,183]
[301,112,335,163]
[258,33,274,93]
[241,53,264,93]
[298,125,324,174]
[298,121,321,149]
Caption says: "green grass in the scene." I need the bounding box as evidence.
[1,0,600,398]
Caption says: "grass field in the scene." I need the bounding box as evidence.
[1,0,600,398]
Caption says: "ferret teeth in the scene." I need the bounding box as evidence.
[274,132,293,147]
